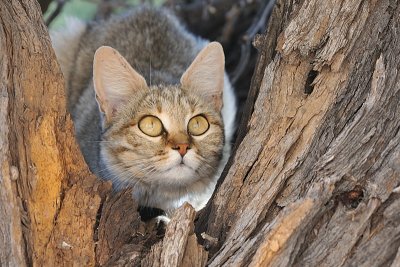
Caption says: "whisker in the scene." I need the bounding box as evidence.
[97,162,126,174]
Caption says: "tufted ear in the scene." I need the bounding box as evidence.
[93,46,148,121]
[180,42,225,111]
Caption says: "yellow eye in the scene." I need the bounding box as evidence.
[188,115,209,136]
[138,116,163,137]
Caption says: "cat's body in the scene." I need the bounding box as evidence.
[52,7,236,214]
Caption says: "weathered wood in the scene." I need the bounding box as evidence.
[392,246,400,267]
[0,73,26,264]
[96,188,141,265]
[341,195,400,267]
[0,1,66,265]
[42,177,111,266]
[0,9,26,264]
[142,203,207,267]
[0,1,111,266]
[2,0,400,266]
[198,0,400,266]
[181,234,208,267]
[96,188,163,266]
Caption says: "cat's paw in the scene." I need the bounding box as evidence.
[155,215,171,225]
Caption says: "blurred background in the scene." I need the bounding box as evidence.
[39,0,275,128]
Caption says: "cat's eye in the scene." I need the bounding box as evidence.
[188,115,209,136]
[138,116,163,137]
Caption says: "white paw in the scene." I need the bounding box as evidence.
[155,215,171,225]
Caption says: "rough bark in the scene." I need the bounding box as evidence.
[142,204,208,267]
[1,0,400,267]
[197,0,400,266]
[0,1,113,266]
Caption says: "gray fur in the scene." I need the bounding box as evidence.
[52,6,236,213]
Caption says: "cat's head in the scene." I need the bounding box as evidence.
[92,43,225,188]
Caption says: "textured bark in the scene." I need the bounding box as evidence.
[95,189,163,266]
[1,0,400,267]
[197,0,400,266]
[0,1,111,266]
[142,204,208,267]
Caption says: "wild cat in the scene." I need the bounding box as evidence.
[51,6,236,215]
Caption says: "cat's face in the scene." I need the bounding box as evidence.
[101,86,224,187]
[93,43,226,188]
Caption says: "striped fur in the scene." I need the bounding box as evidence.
[51,6,236,214]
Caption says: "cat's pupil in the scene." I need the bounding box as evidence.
[146,121,154,129]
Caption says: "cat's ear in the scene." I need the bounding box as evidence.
[93,46,148,121]
[180,42,224,111]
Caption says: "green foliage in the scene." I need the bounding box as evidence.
[45,0,96,29]
[45,0,164,29]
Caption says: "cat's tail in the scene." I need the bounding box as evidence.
[50,17,87,100]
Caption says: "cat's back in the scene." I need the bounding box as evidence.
[96,7,200,78]
[65,7,201,109]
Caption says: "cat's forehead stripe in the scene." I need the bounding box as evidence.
[139,88,196,132]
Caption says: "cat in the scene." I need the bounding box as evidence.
[51,6,236,215]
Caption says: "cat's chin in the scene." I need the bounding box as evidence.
[161,164,198,183]
[152,152,202,184]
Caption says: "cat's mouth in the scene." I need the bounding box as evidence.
[173,161,194,170]
[156,151,201,181]
[159,162,197,182]
[164,158,197,173]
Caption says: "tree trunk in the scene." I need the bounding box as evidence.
[0,1,112,266]
[197,0,400,265]
[1,0,400,267]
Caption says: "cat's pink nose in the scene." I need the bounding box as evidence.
[173,143,190,157]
